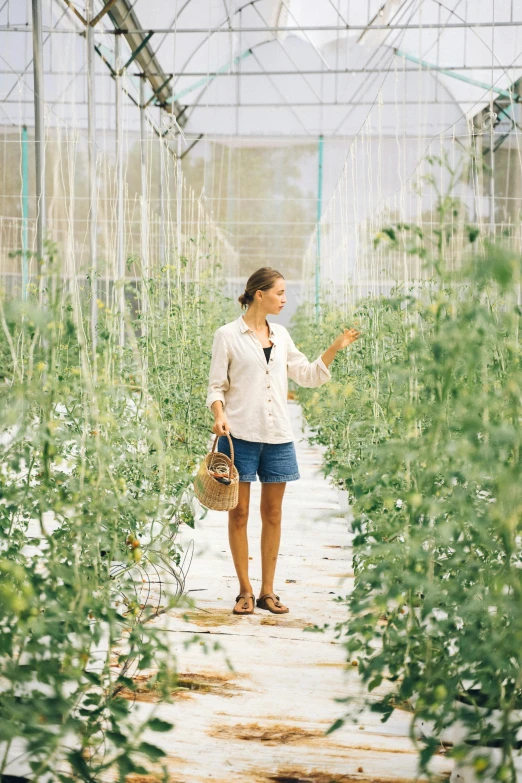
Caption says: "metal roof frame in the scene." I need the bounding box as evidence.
[9,0,522,315]
[7,21,522,32]
[59,0,186,122]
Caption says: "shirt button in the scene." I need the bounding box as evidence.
[266,370,269,374]
[267,385,270,389]
[268,399,271,402]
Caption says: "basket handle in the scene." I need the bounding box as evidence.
[212,431,235,476]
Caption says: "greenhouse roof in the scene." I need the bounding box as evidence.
[1,0,521,139]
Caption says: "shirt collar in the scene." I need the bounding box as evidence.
[238,315,276,339]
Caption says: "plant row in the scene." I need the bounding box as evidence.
[0,243,236,781]
[292,239,522,781]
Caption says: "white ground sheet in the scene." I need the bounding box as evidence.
[144,403,453,783]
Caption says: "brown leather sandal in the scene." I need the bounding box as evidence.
[256,592,289,614]
[232,592,255,615]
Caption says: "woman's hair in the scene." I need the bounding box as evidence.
[238,267,284,309]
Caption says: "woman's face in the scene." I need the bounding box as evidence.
[258,278,287,314]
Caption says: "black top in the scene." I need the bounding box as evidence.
[263,345,273,363]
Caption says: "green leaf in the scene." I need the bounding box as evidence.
[67,749,91,777]
[106,729,128,748]
[147,717,174,732]
[368,675,383,692]
[467,225,480,243]
[326,718,345,735]
[137,740,166,761]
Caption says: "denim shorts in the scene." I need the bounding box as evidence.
[217,434,300,483]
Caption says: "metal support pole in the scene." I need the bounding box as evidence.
[31,0,45,269]
[475,129,484,228]
[176,133,182,303]
[87,0,98,359]
[490,146,495,236]
[21,125,29,300]
[140,76,149,324]
[159,122,166,311]
[115,34,125,347]
[489,101,496,236]
[315,134,324,321]
[512,101,522,225]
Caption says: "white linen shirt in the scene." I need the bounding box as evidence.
[206,314,331,444]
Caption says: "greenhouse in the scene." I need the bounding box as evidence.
[1,0,522,781]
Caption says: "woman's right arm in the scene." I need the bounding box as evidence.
[210,401,229,436]
[206,330,231,436]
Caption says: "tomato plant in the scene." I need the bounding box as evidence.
[293,155,522,780]
[0,241,235,780]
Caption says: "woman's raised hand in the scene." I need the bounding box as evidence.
[321,326,361,369]
[334,327,361,351]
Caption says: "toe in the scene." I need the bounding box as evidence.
[234,597,253,613]
[267,596,288,612]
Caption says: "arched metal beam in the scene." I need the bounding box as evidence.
[98,0,186,121]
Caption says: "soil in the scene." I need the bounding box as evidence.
[170,607,314,630]
[126,777,163,783]
[266,775,370,783]
[175,608,244,627]
[261,774,423,783]
[257,770,445,783]
[126,776,186,783]
[117,670,242,702]
[259,617,314,629]
[209,722,324,745]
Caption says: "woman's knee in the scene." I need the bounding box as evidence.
[229,506,249,529]
[260,504,282,526]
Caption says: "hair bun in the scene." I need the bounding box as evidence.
[238,267,284,310]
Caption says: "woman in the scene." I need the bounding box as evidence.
[206,267,360,616]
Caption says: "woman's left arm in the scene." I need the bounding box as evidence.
[286,332,330,388]
[321,327,360,368]
[286,326,360,388]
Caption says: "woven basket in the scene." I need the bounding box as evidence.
[193,433,239,511]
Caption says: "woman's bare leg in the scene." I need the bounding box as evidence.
[259,482,288,609]
[228,482,253,613]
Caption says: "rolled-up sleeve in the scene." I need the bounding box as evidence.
[206,329,230,410]
[286,332,331,388]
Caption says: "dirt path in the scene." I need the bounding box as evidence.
[142,403,452,783]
